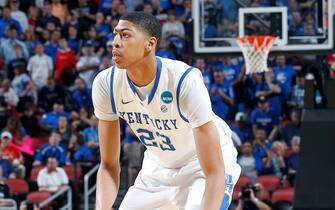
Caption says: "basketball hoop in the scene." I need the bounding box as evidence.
[236,35,276,74]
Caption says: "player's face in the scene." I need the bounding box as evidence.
[112,20,150,69]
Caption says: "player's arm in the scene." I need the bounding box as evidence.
[193,121,226,210]
[96,119,121,210]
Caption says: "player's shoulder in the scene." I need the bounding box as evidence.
[159,57,201,78]
[92,66,115,92]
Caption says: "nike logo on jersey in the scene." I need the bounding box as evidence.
[121,99,134,104]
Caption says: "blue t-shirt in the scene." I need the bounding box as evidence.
[34,144,67,165]
[217,63,240,85]
[250,108,280,136]
[82,127,98,144]
[73,145,93,161]
[41,111,70,130]
[273,65,296,99]
[230,124,253,142]
[210,82,235,120]
[0,159,15,178]
[255,82,282,116]
[202,71,213,91]
[44,43,60,62]
[68,37,80,53]
[156,50,176,60]
[72,88,93,111]
[99,0,113,14]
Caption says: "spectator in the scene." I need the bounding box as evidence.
[7,44,27,80]
[40,101,69,132]
[67,133,92,163]
[3,116,26,145]
[11,63,34,111]
[99,55,112,72]
[280,110,301,146]
[123,126,145,187]
[255,69,282,116]
[99,0,113,14]
[286,136,300,173]
[0,79,19,108]
[236,183,272,210]
[51,0,69,25]
[195,57,212,90]
[252,129,272,162]
[36,2,61,33]
[264,141,286,178]
[217,56,241,86]
[237,141,263,179]
[95,12,110,40]
[0,7,23,38]
[0,131,25,178]
[27,43,53,90]
[210,71,234,120]
[162,10,185,39]
[37,157,68,192]
[85,26,105,56]
[273,55,297,100]
[230,112,253,143]
[20,104,40,137]
[72,77,92,111]
[44,29,61,62]
[250,96,279,141]
[56,116,71,147]
[75,0,96,32]
[33,131,67,166]
[178,0,192,25]
[287,72,305,109]
[82,115,99,154]
[76,40,100,88]
[67,25,80,53]
[0,24,29,68]
[27,6,38,28]
[38,78,66,112]
[54,38,77,83]
[156,38,176,59]
[9,0,28,33]
[289,11,304,36]
[0,158,16,180]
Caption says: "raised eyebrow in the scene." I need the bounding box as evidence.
[113,28,133,33]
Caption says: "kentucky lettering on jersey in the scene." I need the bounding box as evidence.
[119,111,178,130]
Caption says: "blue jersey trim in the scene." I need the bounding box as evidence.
[176,67,194,123]
[126,73,137,94]
[110,66,116,113]
[148,57,162,104]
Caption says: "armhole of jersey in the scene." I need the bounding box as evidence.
[176,67,194,123]
[110,66,117,114]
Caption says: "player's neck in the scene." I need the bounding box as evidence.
[126,55,157,87]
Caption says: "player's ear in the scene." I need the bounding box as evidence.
[146,37,157,52]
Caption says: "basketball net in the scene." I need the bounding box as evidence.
[236,35,276,74]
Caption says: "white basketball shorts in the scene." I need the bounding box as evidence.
[119,141,241,210]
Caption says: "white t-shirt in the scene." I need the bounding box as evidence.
[76,55,100,88]
[27,54,53,89]
[11,10,28,32]
[92,57,233,168]
[37,167,69,192]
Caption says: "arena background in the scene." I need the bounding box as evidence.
[0,0,334,210]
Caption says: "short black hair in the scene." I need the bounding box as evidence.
[120,12,162,44]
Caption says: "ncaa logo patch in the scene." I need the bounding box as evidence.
[161,91,173,104]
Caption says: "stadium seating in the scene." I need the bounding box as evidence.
[256,175,280,192]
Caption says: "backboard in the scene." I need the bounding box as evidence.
[193,0,333,54]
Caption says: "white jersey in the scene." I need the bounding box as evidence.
[92,57,235,168]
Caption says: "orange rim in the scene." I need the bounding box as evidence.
[236,35,276,51]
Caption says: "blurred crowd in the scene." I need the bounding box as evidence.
[0,0,333,209]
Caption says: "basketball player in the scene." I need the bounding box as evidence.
[92,12,241,210]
